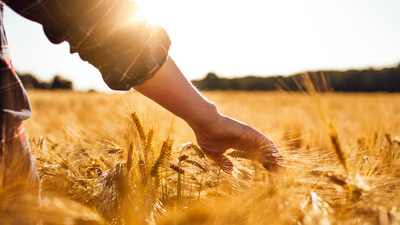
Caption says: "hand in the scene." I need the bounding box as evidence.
[191,115,286,174]
[134,57,285,173]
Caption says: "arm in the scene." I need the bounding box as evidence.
[5,0,284,172]
[135,57,285,173]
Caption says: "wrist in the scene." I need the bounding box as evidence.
[186,101,223,133]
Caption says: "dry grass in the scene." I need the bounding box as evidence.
[2,88,400,224]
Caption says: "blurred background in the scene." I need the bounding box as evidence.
[4,0,400,92]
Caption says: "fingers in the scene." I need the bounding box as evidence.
[193,116,285,175]
[259,155,286,174]
[200,147,234,174]
[255,138,286,174]
[219,157,233,174]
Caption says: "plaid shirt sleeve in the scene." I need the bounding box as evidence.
[1,1,32,139]
[4,0,171,90]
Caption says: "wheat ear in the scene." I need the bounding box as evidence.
[169,163,185,174]
[328,122,347,172]
[131,112,146,144]
[150,138,173,177]
[228,150,258,161]
[126,143,133,173]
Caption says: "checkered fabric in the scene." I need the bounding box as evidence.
[0,0,170,202]
[4,0,171,90]
[1,0,171,134]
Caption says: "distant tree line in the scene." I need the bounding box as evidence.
[192,63,400,92]
[16,62,400,92]
[17,72,73,90]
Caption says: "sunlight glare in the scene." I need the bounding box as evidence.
[130,0,163,26]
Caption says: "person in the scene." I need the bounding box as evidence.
[0,0,285,204]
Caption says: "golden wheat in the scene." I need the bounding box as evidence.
[1,89,399,224]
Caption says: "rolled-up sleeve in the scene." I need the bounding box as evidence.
[5,0,171,90]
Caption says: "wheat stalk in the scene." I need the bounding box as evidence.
[169,163,185,174]
[191,144,206,159]
[131,112,146,144]
[328,122,347,172]
[178,154,209,172]
[144,129,155,164]
[138,159,147,187]
[126,143,133,173]
[185,160,209,172]
[150,138,173,178]
[228,150,258,161]
[145,129,155,152]
[178,155,189,162]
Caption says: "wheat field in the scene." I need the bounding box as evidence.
[2,89,400,224]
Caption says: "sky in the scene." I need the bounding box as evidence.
[4,0,400,92]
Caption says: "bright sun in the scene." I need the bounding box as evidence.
[131,0,166,26]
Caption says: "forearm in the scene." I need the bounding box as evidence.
[134,57,221,130]
[135,57,285,173]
